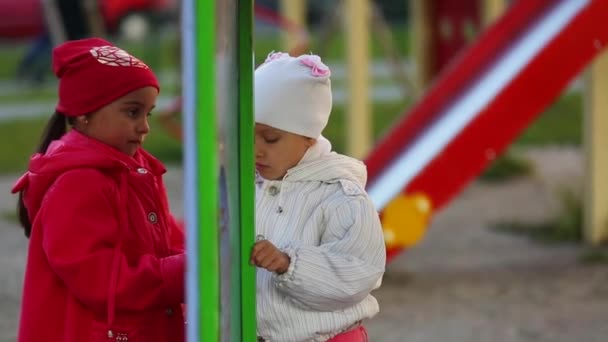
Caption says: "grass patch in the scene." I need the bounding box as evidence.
[0,44,27,79]
[492,221,580,244]
[480,152,533,182]
[253,26,411,64]
[579,248,608,264]
[116,36,181,72]
[0,89,584,176]
[0,26,584,178]
[0,116,182,174]
[0,118,47,173]
[491,189,582,243]
[324,101,411,154]
[0,81,179,104]
[0,35,180,84]
[515,93,582,146]
[308,25,411,62]
[2,27,411,84]
[0,90,580,176]
[0,85,57,103]
[0,101,407,175]
[1,210,17,223]
[142,120,183,164]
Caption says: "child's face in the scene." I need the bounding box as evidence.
[80,87,158,156]
[255,123,315,180]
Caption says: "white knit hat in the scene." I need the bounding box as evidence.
[255,52,332,138]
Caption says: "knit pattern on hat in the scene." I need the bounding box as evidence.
[53,37,159,117]
[255,52,332,138]
[90,46,149,68]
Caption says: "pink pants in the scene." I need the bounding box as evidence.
[327,326,368,342]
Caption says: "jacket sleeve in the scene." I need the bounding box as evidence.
[40,169,184,314]
[273,195,386,311]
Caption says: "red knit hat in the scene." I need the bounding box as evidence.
[52,37,160,117]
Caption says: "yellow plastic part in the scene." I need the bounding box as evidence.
[381,193,433,249]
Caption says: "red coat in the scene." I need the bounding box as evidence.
[12,130,185,342]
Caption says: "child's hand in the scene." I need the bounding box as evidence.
[250,240,290,274]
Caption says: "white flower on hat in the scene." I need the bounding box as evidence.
[90,46,149,69]
[255,52,332,138]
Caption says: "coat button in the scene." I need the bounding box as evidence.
[166,308,173,316]
[137,167,148,174]
[268,186,279,196]
[148,212,158,224]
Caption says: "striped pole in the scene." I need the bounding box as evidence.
[183,0,219,340]
[183,0,255,340]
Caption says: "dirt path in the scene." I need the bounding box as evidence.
[1,147,606,341]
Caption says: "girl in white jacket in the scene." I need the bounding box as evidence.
[251,52,386,342]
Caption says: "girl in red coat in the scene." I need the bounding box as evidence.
[11,38,186,342]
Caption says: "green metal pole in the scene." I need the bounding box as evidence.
[195,0,219,340]
[185,0,253,340]
[237,1,256,340]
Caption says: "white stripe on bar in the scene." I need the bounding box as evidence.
[182,0,199,340]
[368,0,589,210]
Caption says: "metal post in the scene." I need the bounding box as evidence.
[410,0,432,96]
[583,49,608,245]
[345,0,371,158]
[482,0,505,27]
[280,0,306,53]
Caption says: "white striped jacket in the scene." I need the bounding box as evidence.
[255,137,386,342]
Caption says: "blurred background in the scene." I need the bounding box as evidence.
[1,0,607,341]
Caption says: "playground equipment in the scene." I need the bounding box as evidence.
[180,0,608,339]
[366,0,608,261]
[182,0,255,340]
